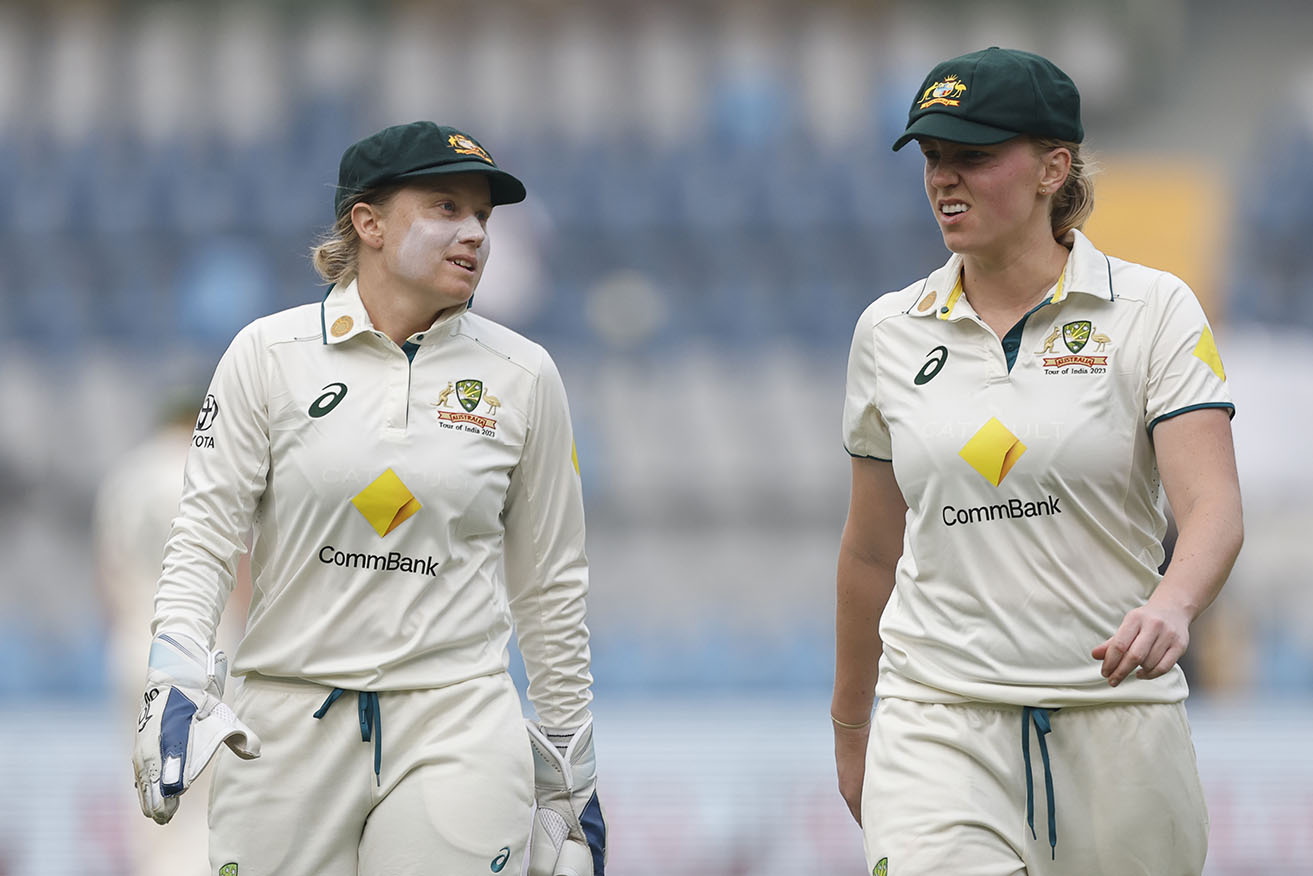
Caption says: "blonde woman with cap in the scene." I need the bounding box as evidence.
[833,48,1240,875]
[130,121,606,876]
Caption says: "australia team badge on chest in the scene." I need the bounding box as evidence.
[434,379,500,436]
[1035,320,1112,374]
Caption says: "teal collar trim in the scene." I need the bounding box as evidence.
[319,287,331,345]
[1001,296,1055,372]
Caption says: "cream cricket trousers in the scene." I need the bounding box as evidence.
[861,697,1209,876]
[208,671,533,876]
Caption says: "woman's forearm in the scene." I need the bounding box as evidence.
[832,540,897,724]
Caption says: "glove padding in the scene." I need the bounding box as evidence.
[526,716,607,876]
[132,632,260,824]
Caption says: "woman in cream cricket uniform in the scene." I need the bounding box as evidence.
[831,49,1242,875]
[130,122,605,876]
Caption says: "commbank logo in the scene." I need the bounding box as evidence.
[959,417,1026,486]
[351,469,421,537]
[1193,326,1226,381]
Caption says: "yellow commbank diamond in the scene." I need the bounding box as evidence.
[1193,326,1226,381]
[351,468,421,537]
[959,418,1027,486]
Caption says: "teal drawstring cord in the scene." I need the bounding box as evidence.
[1021,706,1057,859]
[314,689,383,785]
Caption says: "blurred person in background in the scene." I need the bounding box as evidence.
[129,122,605,876]
[832,48,1242,875]
[95,395,249,876]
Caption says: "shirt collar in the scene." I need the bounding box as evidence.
[906,229,1113,321]
[319,279,470,346]
[320,279,372,344]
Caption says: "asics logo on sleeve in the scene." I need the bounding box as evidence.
[490,847,511,872]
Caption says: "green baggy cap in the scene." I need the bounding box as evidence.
[335,121,527,217]
[893,47,1083,152]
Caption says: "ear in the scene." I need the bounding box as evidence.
[351,201,386,250]
[1038,146,1072,194]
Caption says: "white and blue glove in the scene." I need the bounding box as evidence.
[131,632,260,824]
[526,716,607,876]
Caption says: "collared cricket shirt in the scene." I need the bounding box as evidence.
[154,280,593,728]
[843,230,1234,707]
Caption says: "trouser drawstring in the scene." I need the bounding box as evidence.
[314,689,383,785]
[1021,706,1057,859]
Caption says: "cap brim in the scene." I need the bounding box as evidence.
[892,113,1021,152]
[393,159,527,206]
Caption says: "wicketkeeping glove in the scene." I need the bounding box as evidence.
[526,716,607,876]
[131,632,260,824]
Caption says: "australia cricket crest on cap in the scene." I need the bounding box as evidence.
[448,134,492,163]
[919,75,967,109]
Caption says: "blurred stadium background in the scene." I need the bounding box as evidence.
[2,0,1312,873]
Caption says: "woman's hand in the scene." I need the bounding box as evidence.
[833,719,871,825]
[1092,599,1192,685]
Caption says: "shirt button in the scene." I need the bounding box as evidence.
[939,306,949,314]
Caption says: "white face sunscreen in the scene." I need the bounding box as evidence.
[393,213,487,292]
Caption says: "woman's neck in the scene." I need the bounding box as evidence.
[355,262,456,347]
[960,233,1071,335]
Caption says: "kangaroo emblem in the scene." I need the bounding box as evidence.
[436,382,454,408]
[1036,325,1061,354]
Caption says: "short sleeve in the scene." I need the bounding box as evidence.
[842,304,892,460]
[1145,275,1235,433]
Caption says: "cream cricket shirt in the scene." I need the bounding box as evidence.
[153,280,593,728]
[843,230,1233,708]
